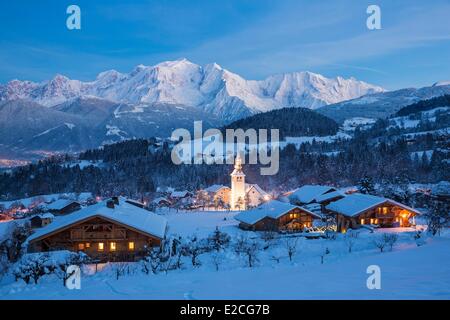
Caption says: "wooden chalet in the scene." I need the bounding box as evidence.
[27,197,168,262]
[46,199,81,215]
[325,193,421,232]
[235,200,321,232]
[30,213,54,228]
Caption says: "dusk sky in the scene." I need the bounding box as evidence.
[0,0,449,90]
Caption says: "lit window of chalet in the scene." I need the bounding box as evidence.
[110,242,117,251]
[98,242,104,251]
[78,243,85,250]
[128,242,135,251]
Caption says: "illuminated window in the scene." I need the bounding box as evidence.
[98,242,104,251]
[78,243,85,250]
[382,207,388,214]
[128,242,135,251]
[110,242,117,252]
[360,218,365,225]
[85,242,90,248]
[374,219,379,224]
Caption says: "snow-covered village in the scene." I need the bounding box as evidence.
[0,0,449,305]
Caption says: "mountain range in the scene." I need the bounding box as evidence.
[0,58,383,120]
[0,58,448,163]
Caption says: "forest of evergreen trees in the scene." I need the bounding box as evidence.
[222,107,339,138]
[0,131,447,200]
[396,94,450,117]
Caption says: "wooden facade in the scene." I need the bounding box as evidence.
[28,216,162,262]
[332,202,417,233]
[239,207,316,232]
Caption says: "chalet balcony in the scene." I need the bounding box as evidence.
[70,229,127,241]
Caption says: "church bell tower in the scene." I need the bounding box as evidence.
[230,154,246,211]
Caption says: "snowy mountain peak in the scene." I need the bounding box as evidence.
[0,60,385,120]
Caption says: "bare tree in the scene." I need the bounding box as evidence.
[344,230,359,253]
[184,236,207,267]
[241,238,260,268]
[386,233,398,251]
[211,252,224,271]
[233,236,247,256]
[285,237,299,262]
[113,262,129,280]
[373,233,398,252]
[13,253,51,284]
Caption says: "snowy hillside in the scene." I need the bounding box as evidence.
[0,58,384,120]
[317,84,450,123]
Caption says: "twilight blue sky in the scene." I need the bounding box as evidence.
[0,0,449,90]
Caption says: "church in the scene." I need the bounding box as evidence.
[204,155,270,211]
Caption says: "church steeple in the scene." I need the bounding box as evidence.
[230,154,246,211]
[231,153,244,175]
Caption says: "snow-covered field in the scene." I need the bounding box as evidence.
[0,210,449,300]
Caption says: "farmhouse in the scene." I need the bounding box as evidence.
[170,190,193,200]
[30,213,54,228]
[204,184,231,205]
[325,193,420,232]
[235,200,321,232]
[152,197,171,207]
[46,199,81,215]
[27,197,167,262]
[288,185,337,205]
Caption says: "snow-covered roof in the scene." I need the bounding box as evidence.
[170,190,192,198]
[204,184,230,193]
[245,184,269,196]
[153,197,170,204]
[314,191,345,203]
[47,199,80,211]
[28,198,168,242]
[38,213,55,219]
[325,193,422,217]
[235,200,320,225]
[125,199,146,207]
[289,185,337,204]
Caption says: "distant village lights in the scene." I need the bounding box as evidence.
[170,121,280,175]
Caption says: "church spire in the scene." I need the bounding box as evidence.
[231,154,245,176]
